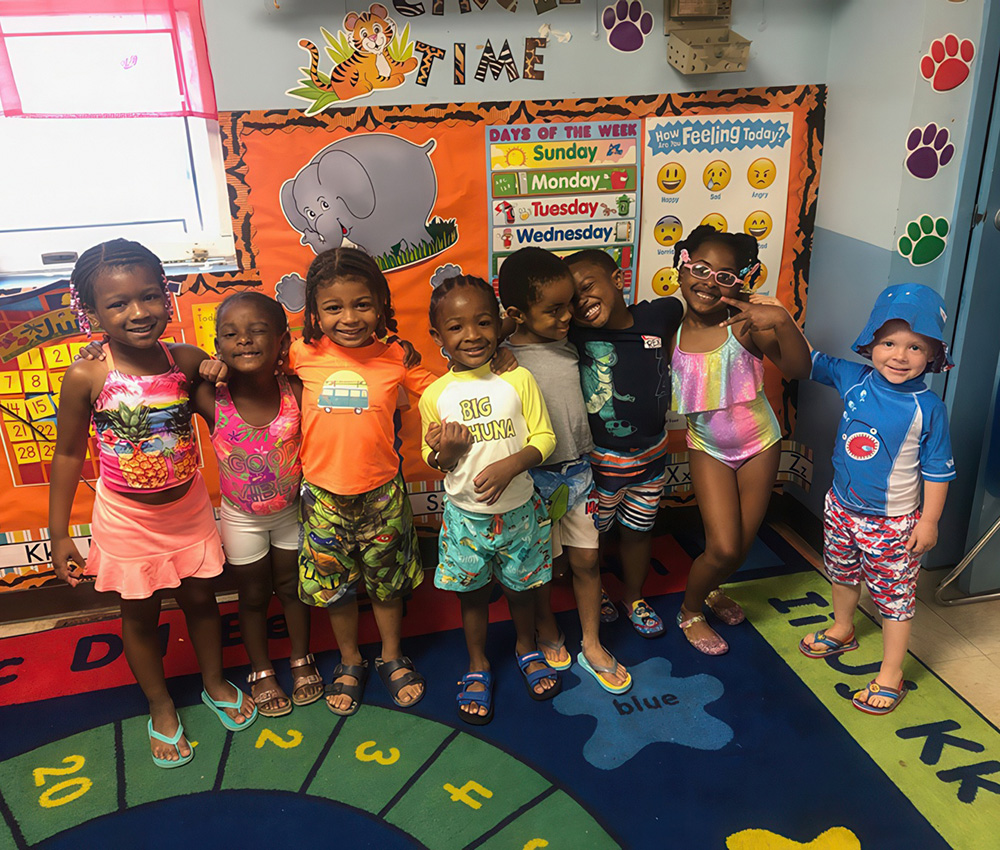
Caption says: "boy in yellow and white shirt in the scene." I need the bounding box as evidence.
[419,275,559,725]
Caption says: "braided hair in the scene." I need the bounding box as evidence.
[428,274,499,328]
[672,225,761,287]
[302,247,396,345]
[215,291,288,334]
[69,239,172,337]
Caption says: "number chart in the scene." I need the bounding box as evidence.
[0,340,99,487]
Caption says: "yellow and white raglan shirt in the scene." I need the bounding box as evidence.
[419,363,556,515]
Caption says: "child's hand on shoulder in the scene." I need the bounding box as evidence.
[73,339,106,361]
[906,518,939,555]
[473,456,521,505]
[199,357,229,386]
[491,347,517,374]
[748,293,785,309]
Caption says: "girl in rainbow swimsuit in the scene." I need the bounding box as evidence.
[669,226,811,655]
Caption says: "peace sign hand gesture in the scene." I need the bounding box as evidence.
[719,296,791,335]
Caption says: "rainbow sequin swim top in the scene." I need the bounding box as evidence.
[210,375,302,515]
[92,343,198,493]
[671,325,765,415]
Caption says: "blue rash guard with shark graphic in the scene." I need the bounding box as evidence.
[811,351,955,517]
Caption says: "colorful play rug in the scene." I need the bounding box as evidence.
[1,528,997,850]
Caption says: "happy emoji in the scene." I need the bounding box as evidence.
[657,162,686,194]
[747,157,776,189]
[703,160,731,191]
[651,267,680,297]
[744,210,773,241]
[654,215,683,247]
[700,213,728,232]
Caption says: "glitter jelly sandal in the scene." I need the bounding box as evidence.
[677,611,728,656]
[706,588,746,625]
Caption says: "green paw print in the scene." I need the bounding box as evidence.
[898,215,949,266]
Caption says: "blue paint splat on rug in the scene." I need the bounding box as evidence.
[552,656,733,769]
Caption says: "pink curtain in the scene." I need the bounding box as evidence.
[0,0,216,118]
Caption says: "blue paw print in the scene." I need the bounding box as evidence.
[603,0,654,53]
[553,656,733,770]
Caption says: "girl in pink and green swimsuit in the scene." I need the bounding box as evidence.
[669,226,811,656]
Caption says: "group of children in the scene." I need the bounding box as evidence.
[48,226,955,765]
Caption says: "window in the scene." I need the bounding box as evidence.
[0,0,235,282]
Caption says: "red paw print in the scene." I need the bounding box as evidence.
[920,34,975,92]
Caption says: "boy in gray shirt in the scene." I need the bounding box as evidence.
[499,247,632,694]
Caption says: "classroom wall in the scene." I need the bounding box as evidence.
[791,0,990,567]
[199,0,991,565]
[202,1,837,110]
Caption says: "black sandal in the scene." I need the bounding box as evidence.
[375,656,425,708]
[324,660,369,717]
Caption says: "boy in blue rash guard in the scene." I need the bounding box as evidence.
[796,284,955,715]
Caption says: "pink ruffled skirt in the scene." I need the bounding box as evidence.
[86,472,224,599]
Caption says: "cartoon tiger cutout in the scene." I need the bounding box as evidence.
[298,4,417,102]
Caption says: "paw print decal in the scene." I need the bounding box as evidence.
[603,0,654,53]
[920,34,975,92]
[905,123,954,180]
[898,215,949,266]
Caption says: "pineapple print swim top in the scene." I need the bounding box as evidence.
[92,342,199,493]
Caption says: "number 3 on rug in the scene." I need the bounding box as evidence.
[355,740,400,765]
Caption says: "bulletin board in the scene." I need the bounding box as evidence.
[0,85,824,592]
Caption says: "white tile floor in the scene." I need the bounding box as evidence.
[773,522,1000,728]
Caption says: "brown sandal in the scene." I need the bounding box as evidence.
[290,653,324,707]
[247,668,292,717]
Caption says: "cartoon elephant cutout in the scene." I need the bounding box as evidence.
[280,134,438,259]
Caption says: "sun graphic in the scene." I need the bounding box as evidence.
[503,146,529,167]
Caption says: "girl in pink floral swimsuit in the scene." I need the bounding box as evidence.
[193,292,323,718]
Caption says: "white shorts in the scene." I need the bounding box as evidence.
[219,499,300,566]
[551,491,599,559]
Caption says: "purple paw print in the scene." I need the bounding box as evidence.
[603,0,654,53]
[905,123,954,180]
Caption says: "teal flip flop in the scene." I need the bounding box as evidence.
[577,650,633,695]
[148,716,193,769]
[201,680,258,731]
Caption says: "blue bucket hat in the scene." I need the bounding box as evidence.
[852,283,954,372]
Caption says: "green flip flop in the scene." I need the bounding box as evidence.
[201,680,258,731]
[149,716,193,769]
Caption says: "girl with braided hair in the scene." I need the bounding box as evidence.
[669,226,811,655]
[288,246,438,715]
[50,239,257,769]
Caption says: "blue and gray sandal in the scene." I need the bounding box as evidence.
[201,681,258,731]
[456,670,494,725]
[516,650,562,701]
[625,599,665,638]
[149,716,193,769]
[798,628,858,658]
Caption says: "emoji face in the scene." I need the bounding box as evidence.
[651,267,680,297]
[700,213,727,232]
[747,158,776,189]
[657,162,686,194]
[518,207,530,221]
[654,215,683,247]
[703,160,731,191]
[744,210,773,241]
